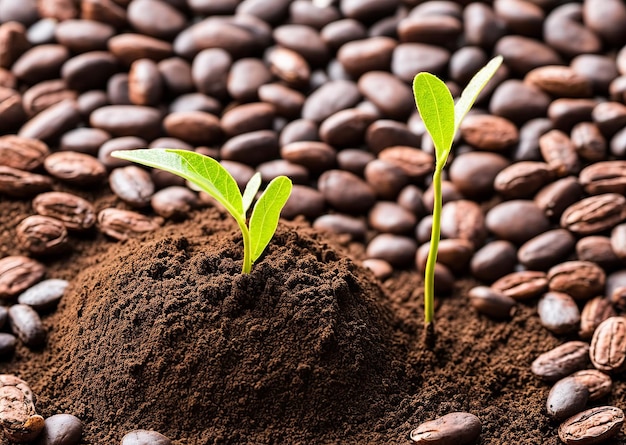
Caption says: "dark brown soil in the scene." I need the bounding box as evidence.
[3,196,617,445]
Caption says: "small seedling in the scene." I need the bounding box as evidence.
[111,148,292,274]
[413,56,503,335]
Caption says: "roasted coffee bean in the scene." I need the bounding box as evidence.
[318,108,375,147]
[333,149,373,178]
[489,80,550,126]
[583,0,626,46]
[227,57,272,101]
[8,304,45,346]
[377,146,434,181]
[580,297,617,340]
[0,375,44,442]
[531,341,590,381]
[320,18,366,51]
[97,208,163,241]
[361,258,393,281]
[38,413,83,445]
[518,229,575,271]
[416,238,473,273]
[0,256,45,300]
[191,48,231,99]
[157,57,193,97]
[539,130,579,176]
[607,270,626,310]
[0,87,26,131]
[108,34,173,66]
[289,0,341,28]
[358,71,413,121]
[448,151,509,199]
[98,136,145,169]
[611,223,626,262]
[571,54,619,95]
[121,430,171,445]
[221,103,274,137]
[163,111,221,145]
[54,19,114,53]
[318,170,376,214]
[0,135,48,171]
[127,0,185,40]
[82,0,127,29]
[44,151,106,186]
[459,114,518,151]
[219,130,278,167]
[109,166,154,207]
[368,202,416,235]
[366,234,417,268]
[301,80,360,123]
[525,66,592,98]
[22,79,76,117]
[273,24,328,66]
[90,105,162,140]
[495,35,562,76]
[548,98,599,133]
[366,120,420,155]
[127,58,162,107]
[409,412,481,445]
[258,83,304,119]
[571,123,607,162]
[279,119,318,147]
[62,51,118,92]
[576,236,622,270]
[0,22,31,69]
[492,271,548,301]
[440,200,487,248]
[16,215,69,256]
[534,176,583,220]
[544,4,601,58]
[150,186,199,220]
[364,159,410,201]
[60,128,110,156]
[470,240,517,283]
[12,44,69,85]
[397,185,426,218]
[590,317,626,372]
[547,377,589,421]
[486,200,550,245]
[592,102,626,138]
[579,161,626,196]
[559,406,624,445]
[494,161,553,198]
[107,73,130,105]
[468,286,516,319]
[32,191,96,231]
[514,118,552,161]
[18,99,81,142]
[17,278,68,312]
[538,292,580,335]
[281,185,325,220]
[493,0,543,37]
[422,181,462,214]
[391,43,449,84]
[570,369,613,401]
[0,166,52,198]
[398,12,462,47]
[266,46,309,89]
[0,334,15,357]
[547,261,605,301]
[561,193,626,235]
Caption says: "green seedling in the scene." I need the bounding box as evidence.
[111,148,292,274]
[413,55,503,332]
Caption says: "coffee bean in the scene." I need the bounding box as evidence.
[409,412,481,445]
[611,223,626,261]
[518,229,575,271]
[570,370,612,402]
[422,180,463,214]
[525,66,593,98]
[227,57,272,102]
[0,256,45,300]
[448,151,510,199]
[377,146,434,181]
[98,136,146,169]
[580,161,626,196]
[441,200,487,248]
[580,297,617,340]
[592,102,626,138]
[258,83,304,119]
[81,0,127,29]
[544,4,601,58]
[44,151,107,186]
[489,79,551,125]
[571,54,619,96]
[60,128,110,156]
[416,238,474,273]
[97,208,163,241]
[547,261,605,301]
[368,202,416,235]
[539,130,580,176]
[221,103,274,137]
[468,286,516,319]
[361,258,393,281]
[607,270,626,311]
[590,317,626,373]
[583,0,626,46]
[463,3,506,48]
[534,176,583,220]
[273,24,328,66]
[470,240,517,283]
[571,122,607,162]
[313,213,367,240]
[0,135,48,171]
[492,271,548,301]
[127,58,162,107]
[357,71,413,121]
[547,377,589,421]
[364,159,409,200]
[576,236,622,270]
[561,193,626,235]
[16,215,69,256]
[301,80,361,123]
[32,191,96,231]
[0,87,26,131]
[90,105,162,140]
[256,159,308,185]
[157,57,193,97]
[531,341,590,381]
[163,111,222,146]
[109,34,173,66]
[150,186,198,220]
[62,51,118,92]
[0,334,15,357]
[266,47,309,89]
[486,200,550,245]
[0,22,31,69]
[12,44,69,85]
[337,36,396,78]
[321,18,367,51]
[538,292,581,335]
[495,35,562,76]
[391,43,449,83]
[559,406,624,445]
[397,185,426,218]
[0,166,53,198]
[218,160,254,190]
[121,429,171,445]
[18,99,81,142]
[318,170,376,214]
[398,13,462,47]
[190,48,231,99]
[366,234,417,268]
[0,375,44,442]
[8,304,45,346]
[38,413,83,445]
[109,166,155,207]
[548,98,599,133]
[281,185,325,220]
[17,278,68,312]
[514,117,552,161]
[127,0,185,40]
[107,73,130,105]
[218,130,277,167]
[460,114,518,151]
[494,161,554,198]
[54,19,114,53]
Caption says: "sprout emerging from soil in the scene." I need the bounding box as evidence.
[413,56,503,336]
[111,148,292,273]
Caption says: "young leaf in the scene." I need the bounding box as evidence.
[249,176,293,263]
[412,72,455,163]
[112,148,244,217]
[453,55,503,134]
[242,172,262,214]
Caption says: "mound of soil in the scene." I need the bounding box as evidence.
[38,208,409,444]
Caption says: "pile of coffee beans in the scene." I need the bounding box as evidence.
[1,0,626,443]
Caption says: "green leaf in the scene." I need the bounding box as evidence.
[242,172,262,214]
[454,55,503,134]
[111,148,244,218]
[412,72,455,164]
[248,176,293,263]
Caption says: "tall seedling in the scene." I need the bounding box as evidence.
[413,56,503,339]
